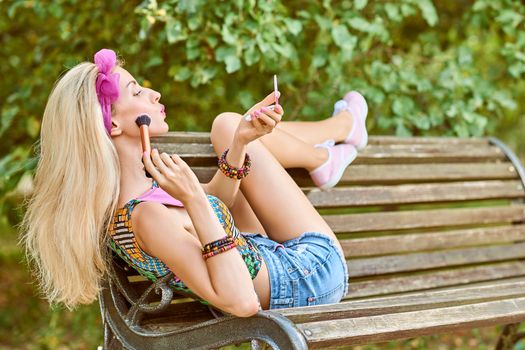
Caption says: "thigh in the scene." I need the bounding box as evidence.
[229,188,268,237]
[210,112,336,244]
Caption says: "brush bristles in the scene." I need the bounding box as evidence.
[135,114,151,127]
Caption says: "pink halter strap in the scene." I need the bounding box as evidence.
[136,180,184,207]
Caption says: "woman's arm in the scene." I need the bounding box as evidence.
[132,197,260,317]
[204,136,247,207]
[205,92,283,207]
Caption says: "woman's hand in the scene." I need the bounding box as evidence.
[234,91,284,145]
[143,148,205,203]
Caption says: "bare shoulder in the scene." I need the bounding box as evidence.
[129,201,190,256]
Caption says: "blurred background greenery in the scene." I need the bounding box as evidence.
[1,0,524,348]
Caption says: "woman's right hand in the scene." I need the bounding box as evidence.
[143,148,205,203]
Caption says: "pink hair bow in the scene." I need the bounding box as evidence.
[94,49,120,135]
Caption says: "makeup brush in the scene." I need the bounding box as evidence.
[135,114,152,178]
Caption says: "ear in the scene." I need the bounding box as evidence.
[110,120,123,136]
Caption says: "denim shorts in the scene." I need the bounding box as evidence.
[241,231,349,309]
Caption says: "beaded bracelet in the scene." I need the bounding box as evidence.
[202,240,235,256]
[218,148,252,180]
[201,236,234,254]
[202,243,237,260]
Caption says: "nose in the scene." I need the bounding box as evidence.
[150,89,161,103]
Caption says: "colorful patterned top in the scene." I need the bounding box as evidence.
[107,180,263,306]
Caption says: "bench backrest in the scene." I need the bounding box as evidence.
[111,132,525,324]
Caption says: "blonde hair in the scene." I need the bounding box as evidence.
[19,60,123,310]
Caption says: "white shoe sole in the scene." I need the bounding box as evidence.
[319,147,358,191]
[356,126,368,151]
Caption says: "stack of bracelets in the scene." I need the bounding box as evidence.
[202,235,237,260]
[218,148,252,180]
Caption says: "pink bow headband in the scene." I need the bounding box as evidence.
[94,49,120,136]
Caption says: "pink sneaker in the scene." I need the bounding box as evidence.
[309,139,358,190]
[332,91,368,150]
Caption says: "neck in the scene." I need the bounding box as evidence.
[112,135,153,205]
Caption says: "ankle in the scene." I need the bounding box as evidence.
[333,110,355,142]
[307,147,329,172]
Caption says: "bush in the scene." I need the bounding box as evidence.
[1,0,524,228]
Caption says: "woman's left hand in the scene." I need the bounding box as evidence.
[234,91,284,145]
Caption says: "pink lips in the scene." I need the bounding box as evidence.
[160,105,165,114]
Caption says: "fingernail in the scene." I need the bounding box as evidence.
[261,107,269,113]
[143,151,148,158]
[275,104,282,113]
[254,110,261,117]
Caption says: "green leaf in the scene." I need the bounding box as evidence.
[215,46,236,62]
[243,44,260,66]
[144,56,163,68]
[0,106,19,137]
[384,4,402,22]
[392,96,415,116]
[221,24,237,45]
[331,24,357,54]
[186,46,201,60]
[416,0,438,27]
[285,19,303,36]
[225,55,241,73]
[354,0,368,10]
[165,18,186,43]
[170,66,192,81]
[187,14,202,31]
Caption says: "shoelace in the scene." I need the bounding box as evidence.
[314,139,336,149]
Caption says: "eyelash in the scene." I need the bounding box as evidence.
[133,90,143,96]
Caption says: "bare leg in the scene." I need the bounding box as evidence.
[229,189,268,237]
[210,112,342,246]
[274,110,354,146]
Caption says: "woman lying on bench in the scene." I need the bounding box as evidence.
[20,48,368,317]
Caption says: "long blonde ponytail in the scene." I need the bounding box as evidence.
[19,61,122,310]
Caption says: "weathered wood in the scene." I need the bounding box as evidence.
[275,278,525,323]
[287,162,520,186]
[343,224,525,257]
[348,242,525,277]
[149,278,525,327]
[324,205,525,233]
[305,180,525,208]
[152,142,507,166]
[299,297,525,348]
[346,261,525,298]
[152,133,490,146]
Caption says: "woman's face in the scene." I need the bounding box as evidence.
[110,67,168,138]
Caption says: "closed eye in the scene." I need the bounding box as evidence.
[133,90,143,96]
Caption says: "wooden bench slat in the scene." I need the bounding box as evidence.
[153,133,490,146]
[277,277,525,323]
[324,205,525,233]
[348,242,525,277]
[152,144,507,166]
[287,162,519,186]
[347,261,525,298]
[193,163,520,186]
[299,297,525,348]
[127,262,525,301]
[306,180,524,208]
[343,224,525,257]
[147,278,525,329]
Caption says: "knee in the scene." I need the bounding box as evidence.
[210,112,242,145]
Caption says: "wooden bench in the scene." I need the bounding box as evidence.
[99,132,525,349]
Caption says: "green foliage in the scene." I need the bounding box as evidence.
[1,0,525,230]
